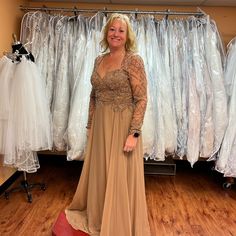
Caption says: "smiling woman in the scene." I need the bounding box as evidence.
[97,16,130,78]
[100,13,137,53]
[107,18,127,48]
[65,13,151,236]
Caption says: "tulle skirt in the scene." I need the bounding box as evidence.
[0,57,14,154]
[1,57,52,173]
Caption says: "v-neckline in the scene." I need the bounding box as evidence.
[96,52,127,80]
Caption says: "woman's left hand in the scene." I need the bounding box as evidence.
[123,134,138,152]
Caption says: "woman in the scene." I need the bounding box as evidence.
[65,13,151,236]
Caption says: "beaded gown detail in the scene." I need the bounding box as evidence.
[65,52,151,236]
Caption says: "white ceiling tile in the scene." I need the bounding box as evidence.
[203,0,236,6]
[31,0,111,2]
[73,0,110,2]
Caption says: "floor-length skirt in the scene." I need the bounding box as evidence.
[65,103,151,236]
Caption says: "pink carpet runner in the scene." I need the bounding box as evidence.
[52,211,89,236]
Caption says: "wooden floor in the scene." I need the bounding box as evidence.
[0,155,17,186]
[0,156,236,236]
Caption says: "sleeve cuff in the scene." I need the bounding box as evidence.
[86,124,91,129]
[128,129,141,135]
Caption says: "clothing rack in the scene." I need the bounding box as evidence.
[18,5,212,176]
[19,5,206,17]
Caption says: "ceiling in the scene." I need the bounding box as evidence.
[30,0,236,6]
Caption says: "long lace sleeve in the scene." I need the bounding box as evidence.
[127,54,147,135]
[86,87,96,129]
[86,56,101,129]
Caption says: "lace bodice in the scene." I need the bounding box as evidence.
[87,51,147,135]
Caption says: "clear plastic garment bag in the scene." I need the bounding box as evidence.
[215,37,236,177]
[20,12,227,166]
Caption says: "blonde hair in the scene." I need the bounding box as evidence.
[100,13,137,52]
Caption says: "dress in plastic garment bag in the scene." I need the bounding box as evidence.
[215,38,236,177]
[20,12,228,166]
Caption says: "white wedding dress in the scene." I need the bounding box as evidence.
[3,56,52,172]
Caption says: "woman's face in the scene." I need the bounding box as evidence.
[107,18,127,50]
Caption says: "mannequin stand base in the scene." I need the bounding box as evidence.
[52,212,88,236]
[4,171,46,203]
[223,177,235,190]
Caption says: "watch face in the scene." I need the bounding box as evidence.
[133,132,139,138]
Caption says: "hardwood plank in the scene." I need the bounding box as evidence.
[146,161,236,236]
[0,157,236,236]
[0,167,16,186]
[0,155,17,186]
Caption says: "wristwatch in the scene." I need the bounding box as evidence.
[133,132,140,138]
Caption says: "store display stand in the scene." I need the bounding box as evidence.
[223,177,235,189]
[4,171,46,203]
[144,156,176,175]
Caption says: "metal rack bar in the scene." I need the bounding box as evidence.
[19,5,205,17]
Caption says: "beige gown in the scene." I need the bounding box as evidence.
[65,51,151,236]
